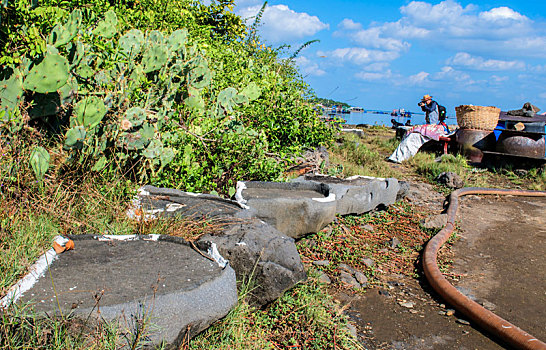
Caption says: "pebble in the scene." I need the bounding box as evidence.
[346,323,358,338]
[446,309,456,316]
[390,237,401,249]
[362,224,374,232]
[313,260,330,266]
[318,271,331,284]
[354,271,368,285]
[399,301,415,308]
[362,257,375,268]
[456,318,470,325]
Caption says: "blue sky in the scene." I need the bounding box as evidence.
[232,0,546,114]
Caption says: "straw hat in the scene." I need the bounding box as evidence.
[421,94,432,101]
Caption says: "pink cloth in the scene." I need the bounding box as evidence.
[406,124,447,141]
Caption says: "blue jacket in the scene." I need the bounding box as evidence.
[421,101,439,124]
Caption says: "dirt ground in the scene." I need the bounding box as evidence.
[336,190,546,349]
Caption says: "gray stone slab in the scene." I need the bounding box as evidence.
[235,181,337,239]
[197,219,307,306]
[16,235,237,347]
[293,174,400,216]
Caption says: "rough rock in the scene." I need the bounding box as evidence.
[293,174,400,216]
[396,181,411,202]
[197,219,306,306]
[404,181,445,210]
[361,258,375,268]
[235,181,337,239]
[435,171,464,189]
[421,214,448,230]
[318,271,332,284]
[339,271,361,288]
[313,260,330,266]
[390,237,401,249]
[15,235,237,347]
[354,271,368,286]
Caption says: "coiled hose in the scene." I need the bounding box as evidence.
[423,187,546,350]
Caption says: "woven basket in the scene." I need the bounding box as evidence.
[456,105,500,130]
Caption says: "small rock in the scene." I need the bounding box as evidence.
[361,258,375,268]
[421,214,448,230]
[438,311,446,315]
[346,323,358,338]
[439,304,446,309]
[354,271,368,286]
[339,271,360,288]
[398,301,415,308]
[378,289,391,297]
[456,318,470,325]
[339,263,356,274]
[409,309,418,314]
[390,237,401,249]
[396,181,410,201]
[318,271,331,284]
[313,260,330,267]
[479,300,497,311]
[435,171,464,189]
[513,169,528,177]
[362,224,375,232]
[446,309,456,316]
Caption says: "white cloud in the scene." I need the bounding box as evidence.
[238,4,329,43]
[296,56,326,77]
[317,47,400,66]
[356,70,393,81]
[408,71,430,85]
[352,27,411,52]
[448,52,525,71]
[432,66,471,82]
[479,7,527,22]
[338,18,362,31]
[491,75,509,83]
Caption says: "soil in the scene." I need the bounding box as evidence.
[334,189,546,349]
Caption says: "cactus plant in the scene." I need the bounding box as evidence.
[29,146,50,180]
[217,87,238,112]
[93,10,118,39]
[240,82,261,101]
[142,32,169,73]
[48,9,82,48]
[73,96,107,129]
[65,126,86,149]
[168,29,188,53]
[119,29,145,58]
[124,107,147,128]
[23,50,70,93]
[0,67,23,116]
[68,41,85,68]
[188,65,211,90]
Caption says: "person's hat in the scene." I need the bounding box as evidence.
[421,94,432,101]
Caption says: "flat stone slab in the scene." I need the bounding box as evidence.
[293,174,400,216]
[6,235,237,347]
[235,181,337,239]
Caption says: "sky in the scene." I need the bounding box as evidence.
[230,0,546,114]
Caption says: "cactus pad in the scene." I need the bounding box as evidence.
[240,82,261,101]
[125,107,147,128]
[119,29,145,58]
[168,29,188,53]
[65,126,86,149]
[23,51,70,93]
[29,146,50,180]
[93,10,118,39]
[48,9,82,48]
[0,67,23,115]
[73,96,107,129]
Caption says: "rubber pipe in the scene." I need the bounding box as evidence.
[423,187,546,350]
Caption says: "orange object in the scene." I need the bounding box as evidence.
[53,238,75,254]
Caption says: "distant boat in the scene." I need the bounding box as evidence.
[391,108,412,117]
[349,106,364,112]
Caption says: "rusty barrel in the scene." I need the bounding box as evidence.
[455,129,496,163]
[496,131,546,159]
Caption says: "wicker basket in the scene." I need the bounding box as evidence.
[456,105,500,130]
